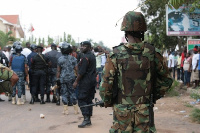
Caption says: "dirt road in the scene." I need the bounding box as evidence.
[0,90,199,133]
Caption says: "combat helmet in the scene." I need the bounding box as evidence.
[121,11,147,32]
[60,42,72,54]
[15,45,23,53]
[30,44,37,50]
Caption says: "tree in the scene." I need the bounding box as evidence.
[42,38,45,45]
[139,0,179,50]
[38,37,41,44]
[0,30,16,47]
[47,35,54,45]
[60,38,63,42]
[71,39,76,46]
[64,32,67,42]
[169,0,200,11]
[67,34,72,43]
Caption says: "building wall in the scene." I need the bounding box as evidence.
[0,20,6,32]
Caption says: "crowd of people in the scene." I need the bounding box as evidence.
[0,41,109,127]
[164,45,200,89]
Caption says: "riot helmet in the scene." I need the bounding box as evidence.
[121,11,147,41]
[30,44,37,51]
[60,42,72,54]
[13,41,21,49]
[15,45,23,53]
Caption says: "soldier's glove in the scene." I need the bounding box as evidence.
[56,79,61,86]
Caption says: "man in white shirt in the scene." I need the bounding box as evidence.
[94,47,102,89]
[192,47,199,88]
[21,42,31,58]
[168,51,175,78]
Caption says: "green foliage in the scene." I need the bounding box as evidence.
[166,80,180,97]
[184,103,194,108]
[190,90,200,100]
[0,30,16,47]
[42,38,45,45]
[140,0,179,50]
[169,0,200,11]
[47,35,54,45]
[64,32,66,42]
[67,34,72,43]
[71,39,76,46]
[38,37,41,44]
[190,108,200,123]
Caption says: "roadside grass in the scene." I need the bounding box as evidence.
[190,90,200,100]
[166,80,180,97]
[184,103,194,108]
[190,108,200,123]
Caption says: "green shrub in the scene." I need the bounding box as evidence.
[184,103,194,108]
[190,108,200,123]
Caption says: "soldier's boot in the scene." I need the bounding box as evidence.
[78,116,92,128]
[35,95,41,102]
[45,94,51,103]
[56,96,60,106]
[17,98,24,105]
[51,95,57,103]
[29,95,35,104]
[73,104,79,115]
[40,96,45,104]
[22,95,26,103]
[62,105,69,115]
[12,97,16,104]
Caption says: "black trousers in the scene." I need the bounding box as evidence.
[31,70,46,97]
[78,85,95,116]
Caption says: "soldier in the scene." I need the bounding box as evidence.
[73,41,96,128]
[45,43,60,103]
[9,45,28,105]
[30,45,50,104]
[0,64,19,97]
[57,42,78,115]
[99,11,173,133]
[27,44,41,102]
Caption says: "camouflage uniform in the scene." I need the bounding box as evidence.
[0,63,13,94]
[99,11,173,133]
[57,54,77,105]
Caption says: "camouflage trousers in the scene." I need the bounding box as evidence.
[12,72,25,98]
[60,80,77,105]
[109,104,156,133]
[0,81,12,94]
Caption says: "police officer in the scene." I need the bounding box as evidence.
[99,11,173,133]
[9,45,28,105]
[45,43,60,103]
[27,44,41,102]
[73,41,96,128]
[57,42,78,115]
[30,45,50,104]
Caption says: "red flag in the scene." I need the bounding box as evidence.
[28,24,35,32]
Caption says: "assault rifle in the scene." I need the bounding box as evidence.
[80,98,104,108]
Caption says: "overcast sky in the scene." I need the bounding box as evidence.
[0,0,140,48]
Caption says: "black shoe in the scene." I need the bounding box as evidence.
[51,95,57,103]
[40,96,45,104]
[45,94,51,103]
[35,96,41,102]
[78,116,92,128]
[56,99,60,106]
[29,95,35,104]
[0,98,5,102]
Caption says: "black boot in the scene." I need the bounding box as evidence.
[56,97,60,106]
[35,95,41,102]
[29,95,35,104]
[45,94,51,103]
[78,116,92,128]
[40,96,45,104]
[51,95,57,103]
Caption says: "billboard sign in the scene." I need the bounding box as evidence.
[187,39,200,51]
[166,5,200,36]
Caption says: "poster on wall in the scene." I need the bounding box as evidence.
[166,5,200,36]
[187,39,200,51]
